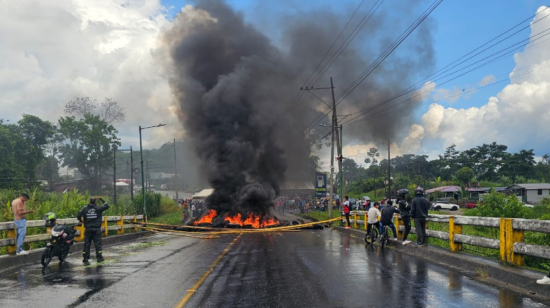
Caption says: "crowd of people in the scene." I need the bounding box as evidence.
[342,187,431,248]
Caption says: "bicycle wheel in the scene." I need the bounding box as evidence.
[369,228,378,247]
[381,227,389,248]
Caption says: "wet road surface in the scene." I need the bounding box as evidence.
[0,228,548,308]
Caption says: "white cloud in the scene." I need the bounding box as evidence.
[478,74,496,86]
[399,6,550,154]
[0,0,180,149]
[432,86,463,104]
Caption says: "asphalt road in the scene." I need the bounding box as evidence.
[0,228,548,308]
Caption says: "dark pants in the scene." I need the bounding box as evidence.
[345,213,350,226]
[414,217,427,244]
[83,228,103,260]
[382,222,397,238]
[402,216,411,241]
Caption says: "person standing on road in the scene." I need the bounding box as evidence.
[343,196,351,229]
[381,200,400,239]
[410,187,430,247]
[12,193,34,255]
[78,197,110,263]
[537,270,550,285]
[397,190,412,245]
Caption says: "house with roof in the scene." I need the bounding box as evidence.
[425,186,461,198]
[505,183,550,204]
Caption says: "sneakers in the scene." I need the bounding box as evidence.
[403,240,412,246]
[345,226,350,229]
[16,250,28,255]
[97,257,105,263]
[537,276,550,285]
[82,259,89,263]
[414,242,424,248]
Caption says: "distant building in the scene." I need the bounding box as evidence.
[425,186,461,198]
[279,181,315,198]
[505,183,550,204]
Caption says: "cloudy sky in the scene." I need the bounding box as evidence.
[2,0,549,171]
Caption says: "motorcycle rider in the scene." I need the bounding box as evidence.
[410,187,430,247]
[77,197,110,263]
[397,189,412,245]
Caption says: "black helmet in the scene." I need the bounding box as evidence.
[397,189,410,197]
[43,212,57,227]
[414,187,424,195]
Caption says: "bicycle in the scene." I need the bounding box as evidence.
[365,223,380,247]
[380,224,391,248]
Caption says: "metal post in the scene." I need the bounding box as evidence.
[113,145,117,206]
[146,160,150,192]
[139,126,146,217]
[339,125,344,200]
[328,77,337,219]
[130,146,134,201]
[388,138,391,200]
[173,138,178,201]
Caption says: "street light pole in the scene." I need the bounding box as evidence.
[173,138,178,201]
[139,126,145,216]
[139,124,166,218]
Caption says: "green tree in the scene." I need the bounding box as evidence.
[17,115,56,180]
[455,167,474,186]
[65,97,125,124]
[57,115,120,193]
[364,147,380,198]
[499,149,536,182]
[468,191,531,218]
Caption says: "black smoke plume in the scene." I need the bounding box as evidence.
[162,0,435,216]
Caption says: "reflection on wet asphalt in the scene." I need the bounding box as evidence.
[0,229,548,308]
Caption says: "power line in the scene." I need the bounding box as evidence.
[310,0,385,86]
[343,62,550,126]
[304,0,441,133]
[301,0,385,133]
[335,0,443,105]
[339,9,550,126]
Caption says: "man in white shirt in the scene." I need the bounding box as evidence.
[366,202,382,238]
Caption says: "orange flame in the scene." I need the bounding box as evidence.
[193,209,217,225]
[193,209,279,228]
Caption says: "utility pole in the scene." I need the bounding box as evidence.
[173,138,179,201]
[338,125,343,200]
[113,145,117,206]
[387,139,391,200]
[300,78,338,219]
[329,77,339,219]
[145,160,151,192]
[130,146,134,201]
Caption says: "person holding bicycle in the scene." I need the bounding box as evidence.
[397,189,412,245]
[381,200,400,239]
[366,202,382,240]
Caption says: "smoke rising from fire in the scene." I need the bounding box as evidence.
[162,0,435,215]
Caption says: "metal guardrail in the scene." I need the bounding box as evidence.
[1,215,145,254]
[341,211,550,266]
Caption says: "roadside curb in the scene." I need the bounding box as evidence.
[334,226,550,301]
[0,231,149,272]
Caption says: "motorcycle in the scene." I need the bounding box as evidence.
[41,212,77,267]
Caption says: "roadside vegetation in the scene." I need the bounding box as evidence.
[0,188,178,255]
[339,192,550,272]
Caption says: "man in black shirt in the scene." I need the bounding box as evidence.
[381,200,400,239]
[77,198,110,263]
[410,187,430,247]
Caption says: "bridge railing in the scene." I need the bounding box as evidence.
[341,211,550,266]
[0,215,145,254]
